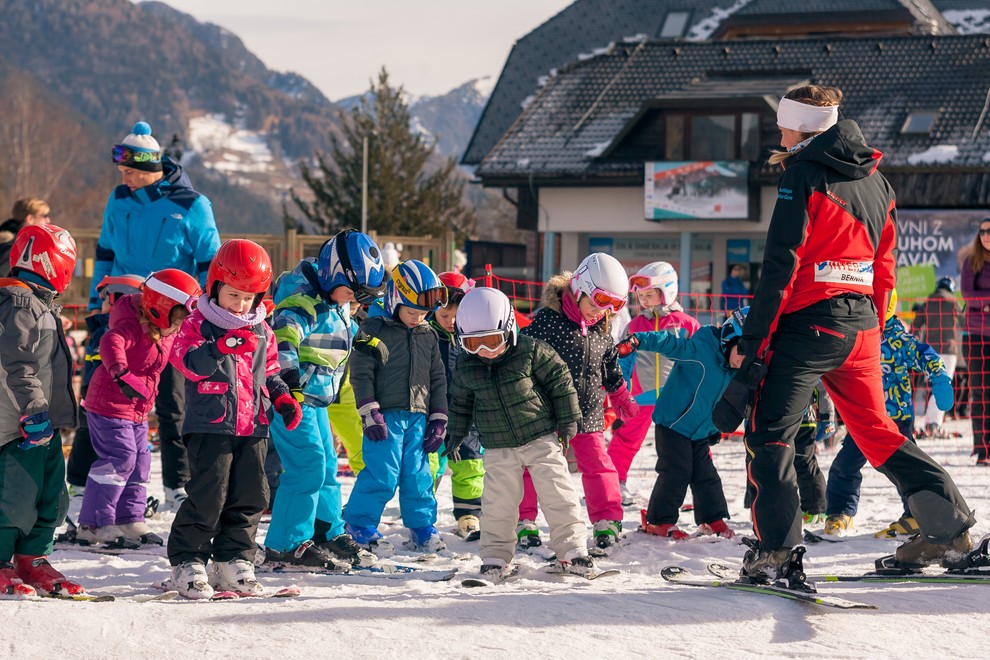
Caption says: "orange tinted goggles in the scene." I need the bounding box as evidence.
[417,287,449,310]
[628,274,653,292]
[589,288,626,313]
[460,331,510,354]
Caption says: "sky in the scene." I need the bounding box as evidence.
[143,0,574,100]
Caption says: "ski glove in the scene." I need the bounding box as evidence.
[442,436,464,461]
[609,382,639,421]
[557,421,579,452]
[216,328,258,356]
[273,393,302,431]
[114,370,149,402]
[932,373,954,411]
[423,412,448,453]
[19,412,53,450]
[357,399,388,441]
[815,420,836,443]
[615,334,640,358]
[712,355,767,433]
[353,329,389,365]
[281,368,305,404]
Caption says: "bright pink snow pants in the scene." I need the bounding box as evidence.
[518,431,623,523]
[605,404,655,482]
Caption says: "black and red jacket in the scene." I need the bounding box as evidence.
[738,119,897,358]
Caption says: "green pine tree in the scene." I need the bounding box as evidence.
[287,68,474,237]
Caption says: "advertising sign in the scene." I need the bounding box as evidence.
[645,161,749,220]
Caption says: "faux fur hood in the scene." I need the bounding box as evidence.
[540,272,571,313]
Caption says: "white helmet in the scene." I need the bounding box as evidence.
[570,252,629,311]
[455,287,517,353]
[630,261,678,306]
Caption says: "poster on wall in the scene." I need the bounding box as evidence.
[894,210,984,299]
[644,161,749,220]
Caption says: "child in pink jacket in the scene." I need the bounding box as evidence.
[609,262,700,505]
[165,240,301,600]
[77,269,202,545]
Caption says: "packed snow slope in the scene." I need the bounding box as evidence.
[15,419,990,659]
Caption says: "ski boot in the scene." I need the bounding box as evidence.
[802,512,826,525]
[75,524,126,546]
[0,560,37,598]
[874,515,920,539]
[516,520,542,549]
[13,555,85,595]
[406,525,446,553]
[739,538,815,593]
[619,482,635,507]
[144,495,160,519]
[117,521,164,546]
[556,551,596,577]
[317,533,377,568]
[593,520,622,549]
[169,560,214,600]
[456,515,481,541]
[823,514,854,536]
[639,509,689,540]
[264,540,349,572]
[345,523,395,558]
[478,559,516,583]
[209,558,264,596]
[698,519,735,539]
[164,487,188,511]
[943,534,990,572]
[879,530,973,572]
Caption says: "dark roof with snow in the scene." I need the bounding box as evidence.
[463,0,988,165]
[474,35,990,185]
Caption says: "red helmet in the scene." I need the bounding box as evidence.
[10,224,77,293]
[206,239,273,296]
[96,274,144,303]
[437,271,474,305]
[142,269,202,330]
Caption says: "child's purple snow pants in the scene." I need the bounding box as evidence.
[78,411,150,527]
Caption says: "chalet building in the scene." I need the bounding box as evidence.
[466,0,990,303]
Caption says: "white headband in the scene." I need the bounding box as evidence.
[776,97,839,133]
[144,275,195,310]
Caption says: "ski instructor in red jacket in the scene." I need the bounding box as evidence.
[722,85,976,586]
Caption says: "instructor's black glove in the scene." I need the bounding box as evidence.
[712,355,767,433]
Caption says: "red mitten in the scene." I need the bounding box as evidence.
[609,382,640,421]
[273,393,302,431]
[216,328,259,356]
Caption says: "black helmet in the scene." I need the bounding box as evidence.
[936,276,955,293]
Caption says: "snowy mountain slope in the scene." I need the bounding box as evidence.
[23,419,990,659]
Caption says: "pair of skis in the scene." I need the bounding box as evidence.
[663,560,990,610]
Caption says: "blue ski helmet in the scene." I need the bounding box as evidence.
[384,260,447,316]
[720,306,750,349]
[317,230,387,303]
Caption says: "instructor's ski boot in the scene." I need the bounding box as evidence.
[942,534,990,572]
[883,530,973,571]
[740,538,815,593]
[13,555,85,595]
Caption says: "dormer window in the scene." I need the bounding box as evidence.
[659,11,691,39]
[901,111,937,135]
[665,111,761,160]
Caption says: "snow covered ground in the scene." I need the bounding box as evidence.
[20,419,990,659]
